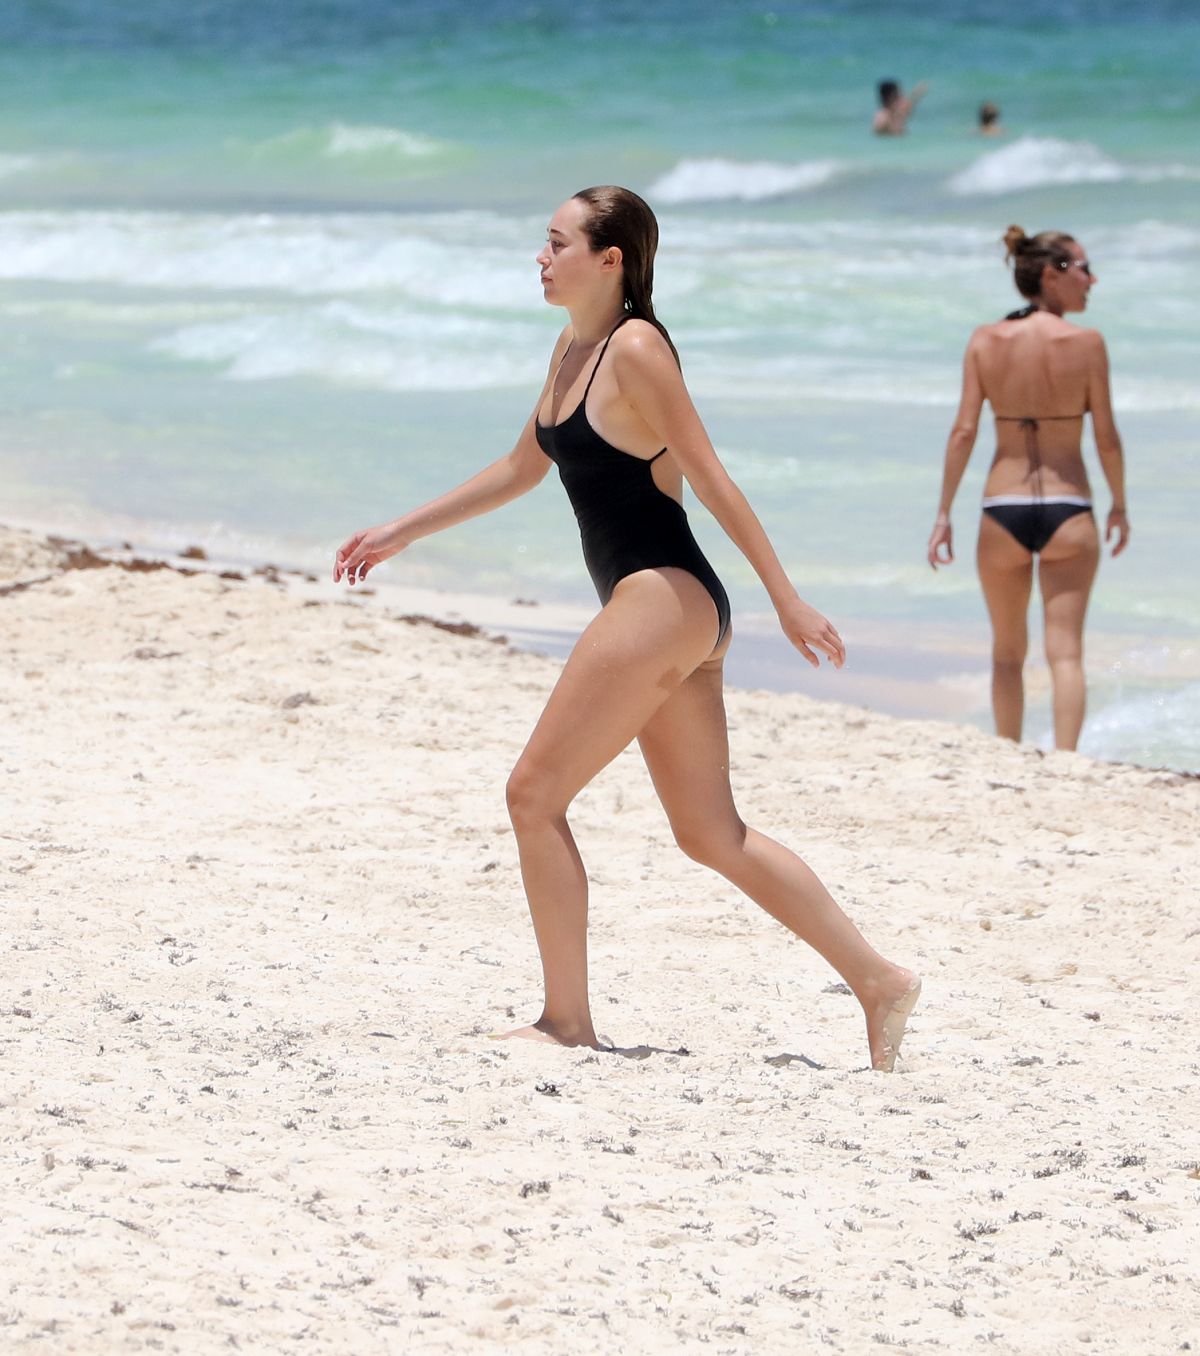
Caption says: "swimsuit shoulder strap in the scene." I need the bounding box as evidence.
[581,314,632,402]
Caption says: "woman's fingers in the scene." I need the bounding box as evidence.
[786,609,844,669]
[344,552,372,585]
[333,532,364,581]
[928,527,954,569]
[811,625,844,668]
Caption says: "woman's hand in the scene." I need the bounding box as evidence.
[927,517,953,569]
[1106,507,1130,557]
[779,596,845,669]
[333,522,406,585]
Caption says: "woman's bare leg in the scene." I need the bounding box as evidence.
[501,568,721,1047]
[977,515,1034,741]
[637,657,919,1070]
[1039,515,1100,751]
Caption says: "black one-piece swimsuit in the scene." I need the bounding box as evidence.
[535,318,731,646]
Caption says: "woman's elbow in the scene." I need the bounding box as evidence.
[688,470,743,515]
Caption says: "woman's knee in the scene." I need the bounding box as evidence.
[991,646,1026,672]
[672,816,746,870]
[1044,629,1084,668]
[505,759,562,829]
[1046,642,1084,669]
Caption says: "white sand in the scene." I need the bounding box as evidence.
[3,525,1198,1354]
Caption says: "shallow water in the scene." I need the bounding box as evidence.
[2,0,1197,767]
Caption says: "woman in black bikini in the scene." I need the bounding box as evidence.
[928,225,1129,751]
[335,186,918,1069]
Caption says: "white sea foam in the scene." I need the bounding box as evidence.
[1081,681,1200,771]
[246,122,450,162]
[948,136,1200,196]
[0,210,537,306]
[649,157,843,205]
[324,123,444,158]
[151,303,546,391]
[0,153,39,180]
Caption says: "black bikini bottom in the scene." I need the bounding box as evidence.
[982,497,1093,554]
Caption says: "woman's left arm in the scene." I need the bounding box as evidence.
[613,326,843,668]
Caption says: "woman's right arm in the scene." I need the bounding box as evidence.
[1084,331,1130,556]
[928,332,985,569]
[334,333,567,584]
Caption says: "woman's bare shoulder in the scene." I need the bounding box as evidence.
[1050,323,1107,359]
[610,318,677,375]
[966,320,1006,351]
[611,317,669,351]
[1068,323,1105,345]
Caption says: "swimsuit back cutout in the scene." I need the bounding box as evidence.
[536,317,730,645]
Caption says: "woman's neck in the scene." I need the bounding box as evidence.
[1031,295,1065,318]
[566,296,627,348]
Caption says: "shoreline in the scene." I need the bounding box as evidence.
[5,515,1196,773]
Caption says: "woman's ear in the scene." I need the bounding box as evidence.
[601,245,623,272]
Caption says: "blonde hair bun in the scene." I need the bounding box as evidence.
[1003,224,1027,261]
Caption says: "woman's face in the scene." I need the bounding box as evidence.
[1045,240,1096,313]
[535,198,611,307]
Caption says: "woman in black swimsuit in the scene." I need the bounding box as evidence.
[928,225,1129,751]
[335,186,918,1069]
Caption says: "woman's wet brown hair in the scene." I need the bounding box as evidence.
[1003,224,1077,299]
[572,185,680,367]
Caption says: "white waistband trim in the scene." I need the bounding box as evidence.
[982,495,1093,508]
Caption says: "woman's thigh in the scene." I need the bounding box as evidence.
[635,655,742,853]
[512,568,724,811]
[977,515,1034,651]
[1038,514,1099,658]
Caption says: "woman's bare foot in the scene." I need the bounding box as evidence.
[865,970,921,1072]
[492,1018,599,1049]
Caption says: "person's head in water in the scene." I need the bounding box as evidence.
[873,79,926,135]
[1003,224,1095,313]
[536,185,679,364]
[978,101,1002,135]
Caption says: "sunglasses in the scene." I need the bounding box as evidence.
[1058,258,1093,277]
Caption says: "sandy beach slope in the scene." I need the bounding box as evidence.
[3,525,1197,1355]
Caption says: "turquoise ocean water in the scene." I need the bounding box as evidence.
[1,1,1198,767]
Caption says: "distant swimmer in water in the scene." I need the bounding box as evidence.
[872,79,929,136]
[335,185,919,1070]
[978,101,1005,137]
[927,226,1130,752]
